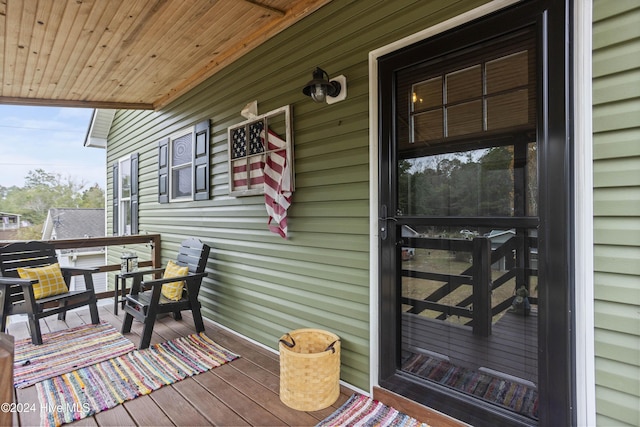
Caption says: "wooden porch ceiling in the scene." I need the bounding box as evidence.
[0,0,331,110]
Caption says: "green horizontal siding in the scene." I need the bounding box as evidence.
[593,0,640,425]
[595,329,640,367]
[106,0,489,391]
[594,272,640,306]
[594,217,640,247]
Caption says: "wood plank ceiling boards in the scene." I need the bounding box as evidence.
[0,0,332,110]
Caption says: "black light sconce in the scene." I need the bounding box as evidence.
[302,67,347,104]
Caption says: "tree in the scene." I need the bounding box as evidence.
[16,224,43,240]
[0,169,104,229]
[478,147,513,216]
[7,169,83,224]
[24,169,62,188]
[396,147,515,218]
[79,184,105,208]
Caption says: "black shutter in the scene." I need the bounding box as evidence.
[112,162,119,235]
[130,153,139,234]
[193,119,210,201]
[158,138,169,203]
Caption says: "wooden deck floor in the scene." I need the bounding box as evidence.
[7,302,354,426]
[402,310,538,385]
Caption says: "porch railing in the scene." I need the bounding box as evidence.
[401,235,538,337]
[0,234,162,299]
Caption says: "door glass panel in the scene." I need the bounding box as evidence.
[401,225,539,417]
[412,110,443,142]
[487,90,529,129]
[412,77,442,110]
[411,77,443,143]
[486,51,529,93]
[399,146,524,217]
[446,65,481,103]
[447,100,483,137]
[407,49,534,145]
[395,40,539,421]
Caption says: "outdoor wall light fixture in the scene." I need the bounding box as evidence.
[302,67,347,104]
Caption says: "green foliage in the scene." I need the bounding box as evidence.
[398,147,514,216]
[0,169,104,227]
[79,184,106,208]
[16,224,44,240]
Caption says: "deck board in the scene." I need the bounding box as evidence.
[123,395,174,426]
[402,310,538,384]
[93,404,136,426]
[148,386,213,426]
[172,378,250,426]
[7,302,353,426]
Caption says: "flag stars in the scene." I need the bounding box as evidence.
[232,128,246,158]
[249,121,265,155]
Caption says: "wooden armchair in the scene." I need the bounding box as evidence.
[121,238,210,349]
[0,241,100,345]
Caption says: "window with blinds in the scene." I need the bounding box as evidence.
[410,49,533,144]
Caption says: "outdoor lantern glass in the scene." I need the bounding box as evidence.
[311,83,327,103]
[302,67,341,103]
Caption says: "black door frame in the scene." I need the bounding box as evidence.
[377,1,574,426]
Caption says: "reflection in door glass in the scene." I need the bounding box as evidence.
[395,39,539,421]
[399,146,539,217]
[400,225,539,418]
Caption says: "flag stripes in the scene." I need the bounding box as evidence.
[263,130,291,238]
[229,120,292,238]
[232,157,264,189]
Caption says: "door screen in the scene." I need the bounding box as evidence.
[388,28,541,422]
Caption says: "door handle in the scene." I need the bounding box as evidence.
[378,216,397,241]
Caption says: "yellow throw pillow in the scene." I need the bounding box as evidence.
[161,260,189,301]
[17,263,69,300]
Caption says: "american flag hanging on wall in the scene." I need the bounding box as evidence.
[262,129,292,238]
[232,123,265,190]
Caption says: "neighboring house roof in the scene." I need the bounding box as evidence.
[42,208,105,241]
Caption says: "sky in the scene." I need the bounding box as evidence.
[0,105,106,190]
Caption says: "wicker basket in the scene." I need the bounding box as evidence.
[278,328,340,411]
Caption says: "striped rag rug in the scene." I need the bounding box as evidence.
[403,353,538,419]
[317,394,430,427]
[36,333,239,427]
[14,322,136,388]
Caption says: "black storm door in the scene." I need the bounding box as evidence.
[378,1,573,426]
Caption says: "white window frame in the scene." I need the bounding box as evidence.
[169,128,195,202]
[118,155,132,236]
[227,105,294,197]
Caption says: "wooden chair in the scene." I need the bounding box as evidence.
[121,238,210,349]
[0,241,100,345]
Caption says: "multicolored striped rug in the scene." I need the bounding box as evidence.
[36,332,239,427]
[403,353,538,419]
[14,322,136,388]
[317,394,430,427]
